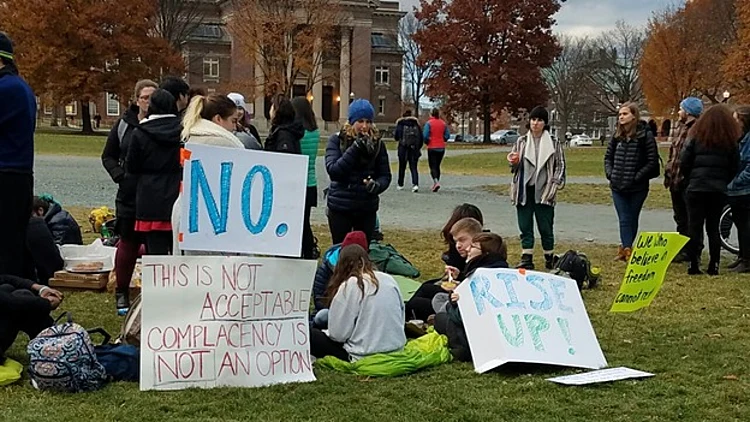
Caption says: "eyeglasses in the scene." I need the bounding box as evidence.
[139,95,151,101]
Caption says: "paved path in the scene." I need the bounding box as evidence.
[34,154,675,245]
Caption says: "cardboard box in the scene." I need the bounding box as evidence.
[49,271,110,291]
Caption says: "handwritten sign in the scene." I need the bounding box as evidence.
[457,268,607,373]
[547,367,654,386]
[610,232,688,313]
[139,256,317,391]
[180,144,308,257]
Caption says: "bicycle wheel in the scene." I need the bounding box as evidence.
[720,205,740,255]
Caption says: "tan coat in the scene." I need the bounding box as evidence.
[509,131,566,206]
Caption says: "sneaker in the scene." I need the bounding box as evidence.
[397,185,404,191]
[431,182,441,192]
[116,291,130,316]
[412,185,419,192]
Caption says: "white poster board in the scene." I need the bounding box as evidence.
[139,256,317,391]
[180,144,308,257]
[547,367,653,386]
[457,268,607,373]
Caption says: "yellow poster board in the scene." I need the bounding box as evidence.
[610,232,689,313]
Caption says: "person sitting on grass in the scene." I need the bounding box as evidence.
[0,274,63,364]
[32,195,83,246]
[310,244,406,361]
[406,216,484,321]
[435,232,508,362]
[25,210,64,285]
[312,231,369,328]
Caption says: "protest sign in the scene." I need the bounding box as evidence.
[457,268,607,374]
[139,256,317,391]
[610,232,688,313]
[180,143,308,257]
[547,367,654,386]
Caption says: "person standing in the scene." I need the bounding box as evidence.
[159,76,191,114]
[727,106,750,273]
[605,103,661,262]
[102,79,158,313]
[227,92,262,150]
[265,94,303,154]
[508,106,566,270]
[0,33,36,278]
[680,105,741,275]
[394,109,422,192]
[325,99,391,244]
[291,96,321,259]
[664,97,703,262]
[423,108,449,192]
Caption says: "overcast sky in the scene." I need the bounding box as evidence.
[399,0,684,36]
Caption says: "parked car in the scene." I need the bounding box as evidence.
[462,134,480,143]
[570,134,593,147]
[448,134,458,143]
[490,130,520,145]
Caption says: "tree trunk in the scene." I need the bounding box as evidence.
[50,105,59,127]
[81,101,94,134]
[482,100,492,144]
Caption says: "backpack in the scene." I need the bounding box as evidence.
[402,125,421,149]
[94,344,140,382]
[117,119,129,144]
[552,250,599,290]
[27,314,109,392]
[369,241,420,278]
[119,293,143,347]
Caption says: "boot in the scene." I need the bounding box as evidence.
[544,253,555,270]
[115,289,130,315]
[729,259,750,273]
[613,246,625,262]
[622,247,632,263]
[707,260,719,276]
[517,254,535,270]
[728,256,743,270]
[687,260,703,275]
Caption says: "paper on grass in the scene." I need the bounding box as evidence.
[547,367,654,386]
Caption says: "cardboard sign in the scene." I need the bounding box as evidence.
[547,367,654,386]
[180,144,308,257]
[610,232,688,313]
[457,268,607,373]
[139,256,317,391]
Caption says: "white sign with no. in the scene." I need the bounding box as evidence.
[457,268,607,373]
[180,143,308,257]
[139,256,317,391]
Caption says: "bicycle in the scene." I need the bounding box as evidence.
[719,204,740,255]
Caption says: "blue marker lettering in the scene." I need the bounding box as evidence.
[470,275,503,316]
[526,274,552,311]
[189,160,232,235]
[241,165,274,234]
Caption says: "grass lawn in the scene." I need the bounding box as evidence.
[440,147,669,178]
[3,214,750,421]
[35,133,107,157]
[481,183,672,210]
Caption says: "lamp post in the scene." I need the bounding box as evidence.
[723,90,731,103]
[349,92,355,104]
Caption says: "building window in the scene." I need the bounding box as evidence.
[203,58,220,81]
[43,104,53,115]
[378,98,386,116]
[375,66,390,85]
[65,102,77,116]
[106,93,120,116]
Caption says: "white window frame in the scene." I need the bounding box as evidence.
[65,102,77,116]
[43,103,53,115]
[375,66,390,85]
[106,92,120,116]
[378,97,386,116]
[203,58,220,81]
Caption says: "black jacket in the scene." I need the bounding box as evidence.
[25,217,64,284]
[265,121,304,154]
[679,138,739,193]
[0,274,51,316]
[394,116,423,148]
[126,115,183,222]
[604,121,660,192]
[325,130,392,213]
[101,105,141,219]
[43,203,83,245]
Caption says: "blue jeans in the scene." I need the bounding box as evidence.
[612,189,649,248]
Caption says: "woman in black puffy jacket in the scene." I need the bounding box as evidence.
[325,99,391,244]
[604,102,660,262]
[265,94,303,154]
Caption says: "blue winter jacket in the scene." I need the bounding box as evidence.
[0,69,36,172]
[728,132,750,197]
[312,244,342,311]
[325,130,391,213]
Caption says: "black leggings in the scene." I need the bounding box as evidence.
[405,279,444,321]
[427,149,445,181]
[686,191,725,264]
[310,327,350,361]
[397,145,420,187]
[0,289,53,357]
[729,195,750,260]
[0,173,32,277]
[302,186,318,259]
[145,231,172,255]
[327,209,377,245]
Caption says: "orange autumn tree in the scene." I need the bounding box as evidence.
[0,0,183,133]
[724,0,750,102]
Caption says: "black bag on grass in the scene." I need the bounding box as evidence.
[552,250,599,290]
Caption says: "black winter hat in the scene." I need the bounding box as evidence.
[0,32,14,61]
[528,106,549,126]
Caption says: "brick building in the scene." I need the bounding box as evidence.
[49,0,405,131]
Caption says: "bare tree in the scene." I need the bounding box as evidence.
[543,35,591,137]
[156,0,205,49]
[586,21,646,115]
[399,12,431,116]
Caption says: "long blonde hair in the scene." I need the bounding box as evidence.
[181,94,237,140]
[615,102,640,139]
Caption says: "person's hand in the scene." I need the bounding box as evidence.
[364,178,380,194]
[445,265,459,280]
[450,292,460,303]
[353,136,369,153]
[40,288,64,301]
[46,295,62,310]
[507,152,520,165]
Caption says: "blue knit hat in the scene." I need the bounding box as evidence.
[348,99,375,124]
[680,97,703,117]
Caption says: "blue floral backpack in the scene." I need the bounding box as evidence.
[27,313,109,392]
